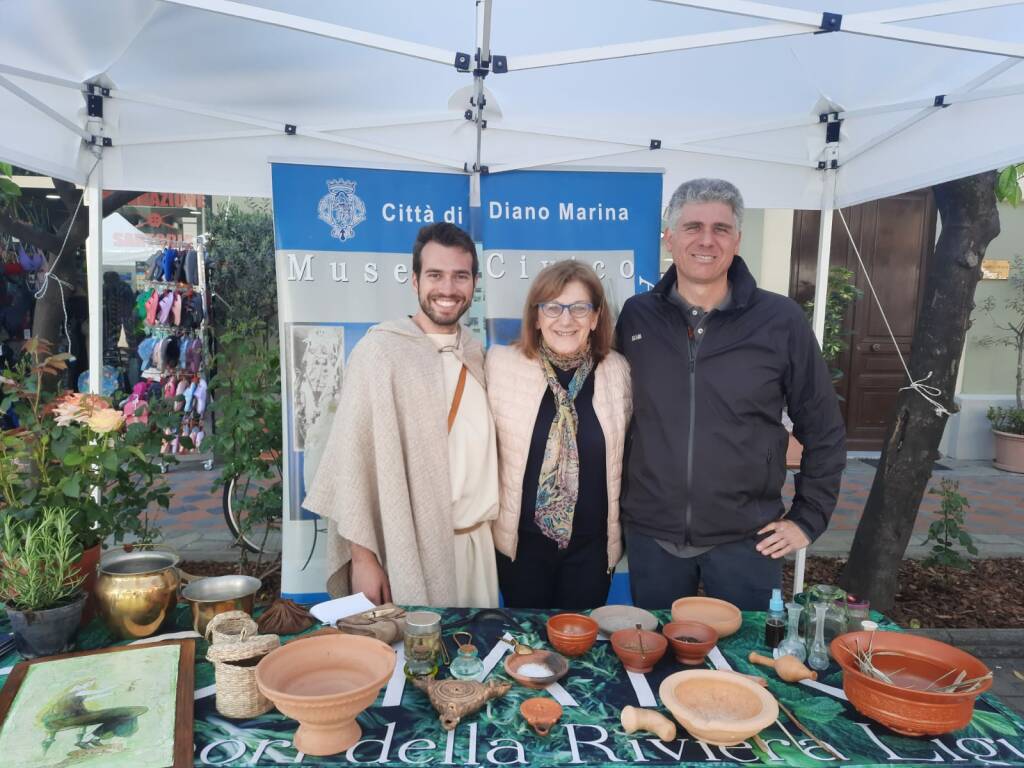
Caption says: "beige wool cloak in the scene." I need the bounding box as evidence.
[303,318,486,606]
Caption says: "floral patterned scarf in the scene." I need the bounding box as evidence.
[534,340,595,549]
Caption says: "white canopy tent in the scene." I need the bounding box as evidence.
[3,0,1024,591]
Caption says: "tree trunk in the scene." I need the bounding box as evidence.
[840,171,1001,610]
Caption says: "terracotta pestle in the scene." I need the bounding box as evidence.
[748,651,818,682]
[621,706,677,742]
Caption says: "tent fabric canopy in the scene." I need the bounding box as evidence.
[2,0,1023,209]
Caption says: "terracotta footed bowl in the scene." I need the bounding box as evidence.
[610,628,668,673]
[546,613,599,657]
[831,631,992,736]
[659,669,778,747]
[670,597,742,638]
[256,634,396,755]
[662,620,717,665]
[504,649,569,689]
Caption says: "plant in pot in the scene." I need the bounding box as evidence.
[977,256,1024,472]
[0,338,180,610]
[0,506,87,658]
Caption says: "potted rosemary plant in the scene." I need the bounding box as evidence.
[0,506,87,658]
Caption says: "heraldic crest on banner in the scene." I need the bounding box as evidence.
[318,178,366,241]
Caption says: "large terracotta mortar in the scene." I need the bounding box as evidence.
[256,634,396,755]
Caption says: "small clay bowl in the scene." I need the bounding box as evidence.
[520,696,563,737]
[662,620,717,665]
[610,628,668,673]
[670,596,742,638]
[504,649,569,689]
[546,613,599,657]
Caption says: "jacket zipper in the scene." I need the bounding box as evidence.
[685,325,697,546]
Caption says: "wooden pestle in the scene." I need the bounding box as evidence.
[748,651,818,682]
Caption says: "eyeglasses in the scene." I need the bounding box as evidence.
[537,301,594,319]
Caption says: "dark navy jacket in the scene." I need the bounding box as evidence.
[614,256,846,546]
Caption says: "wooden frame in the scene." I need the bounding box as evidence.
[0,639,194,768]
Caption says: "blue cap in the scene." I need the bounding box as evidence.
[769,588,784,612]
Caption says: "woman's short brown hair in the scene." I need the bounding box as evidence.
[518,261,613,363]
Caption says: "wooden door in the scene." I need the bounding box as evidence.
[790,190,936,451]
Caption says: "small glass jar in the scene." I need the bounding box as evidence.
[404,610,442,678]
[449,632,483,680]
[846,594,870,629]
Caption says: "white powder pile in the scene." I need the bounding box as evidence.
[516,663,555,678]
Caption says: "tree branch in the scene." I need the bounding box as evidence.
[0,208,62,252]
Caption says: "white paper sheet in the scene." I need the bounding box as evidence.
[309,593,376,625]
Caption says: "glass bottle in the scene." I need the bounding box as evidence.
[449,631,484,680]
[806,584,848,649]
[765,588,786,649]
[846,594,870,629]
[777,602,806,661]
[404,610,442,678]
[807,602,830,672]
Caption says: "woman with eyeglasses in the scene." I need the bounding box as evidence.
[486,261,631,609]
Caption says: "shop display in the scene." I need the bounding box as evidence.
[659,669,779,747]
[0,640,194,768]
[670,596,743,638]
[181,575,261,636]
[620,705,677,741]
[504,649,569,689]
[254,633,396,756]
[662,620,717,665]
[589,604,659,635]
[412,678,511,731]
[610,626,668,673]
[748,651,818,682]
[94,549,181,640]
[831,630,993,736]
[545,613,599,657]
[520,696,564,737]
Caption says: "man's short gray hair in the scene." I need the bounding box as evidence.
[666,178,745,232]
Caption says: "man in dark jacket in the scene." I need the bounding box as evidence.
[615,178,846,611]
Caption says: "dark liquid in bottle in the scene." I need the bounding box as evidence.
[765,618,786,648]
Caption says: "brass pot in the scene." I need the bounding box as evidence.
[95,550,181,640]
[182,575,261,636]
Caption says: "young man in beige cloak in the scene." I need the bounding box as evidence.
[304,223,499,608]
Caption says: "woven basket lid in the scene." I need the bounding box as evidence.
[207,633,280,663]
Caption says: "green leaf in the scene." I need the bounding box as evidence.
[0,178,21,197]
[59,475,81,498]
[100,450,120,472]
[63,451,84,466]
[0,162,13,176]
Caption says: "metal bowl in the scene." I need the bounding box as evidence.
[95,550,181,640]
[182,575,261,636]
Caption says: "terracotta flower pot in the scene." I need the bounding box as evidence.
[662,620,717,665]
[831,631,992,736]
[256,634,396,756]
[546,613,599,657]
[610,628,668,673]
[992,429,1024,474]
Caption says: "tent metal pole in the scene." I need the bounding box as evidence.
[85,158,104,396]
[0,75,91,140]
[0,63,82,90]
[159,0,455,65]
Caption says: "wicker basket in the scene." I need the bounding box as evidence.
[206,612,280,719]
[205,610,259,646]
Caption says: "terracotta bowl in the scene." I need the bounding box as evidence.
[831,631,992,736]
[546,613,599,657]
[659,669,779,746]
[670,596,743,638]
[610,628,668,673]
[256,634,396,756]
[504,650,569,689]
[662,620,718,665]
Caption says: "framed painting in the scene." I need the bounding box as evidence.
[0,639,194,768]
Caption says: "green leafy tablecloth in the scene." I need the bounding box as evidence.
[2,605,1023,767]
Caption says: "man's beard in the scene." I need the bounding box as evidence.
[418,290,470,328]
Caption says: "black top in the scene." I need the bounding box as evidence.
[519,365,608,546]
